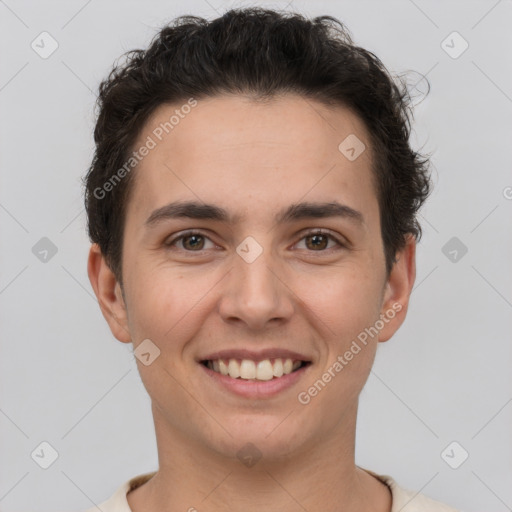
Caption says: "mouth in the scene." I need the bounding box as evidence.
[197,349,313,398]
[200,357,311,381]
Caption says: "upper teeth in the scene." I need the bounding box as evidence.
[207,358,302,380]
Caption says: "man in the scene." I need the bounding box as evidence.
[83,7,458,512]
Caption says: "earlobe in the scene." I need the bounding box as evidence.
[87,243,131,343]
[378,234,416,343]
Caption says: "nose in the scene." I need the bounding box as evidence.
[218,246,294,331]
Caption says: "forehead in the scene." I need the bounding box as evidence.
[126,93,378,229]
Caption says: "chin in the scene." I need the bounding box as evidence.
[203,414,310,463]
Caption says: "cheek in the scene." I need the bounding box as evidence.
[294,264,383,401]
[296,264,383,342]
[125,268,199,344]
[296,271,381,415]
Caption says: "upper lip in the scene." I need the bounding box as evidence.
[198,348,312,363]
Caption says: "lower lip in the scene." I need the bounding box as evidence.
[200,363,310,399]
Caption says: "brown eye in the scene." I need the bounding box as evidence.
[181,234,205,250]
[165,231,214,251]
[305,233,329,250]
[295,230,345,252]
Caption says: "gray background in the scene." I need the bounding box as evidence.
[1,0,511,511]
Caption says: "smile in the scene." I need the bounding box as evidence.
[201,358,310,381]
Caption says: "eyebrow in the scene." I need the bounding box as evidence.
[145,200,365,228]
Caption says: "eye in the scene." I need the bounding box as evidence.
[165,231,216,251]
[294,230,346,252]
[165,229,347,254]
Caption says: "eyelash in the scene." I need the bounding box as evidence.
[165,229,347,254]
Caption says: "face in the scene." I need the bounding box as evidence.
[89,93,415,462]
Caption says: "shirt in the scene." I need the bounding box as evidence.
[83,468,459,511]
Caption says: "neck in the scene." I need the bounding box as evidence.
[127,402,392,512]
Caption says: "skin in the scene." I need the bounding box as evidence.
[88,93,416,512]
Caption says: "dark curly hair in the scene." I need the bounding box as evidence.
[83,7,432,286]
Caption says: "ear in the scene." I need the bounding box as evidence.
[87,243,131,343]
[378,234,416,343]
